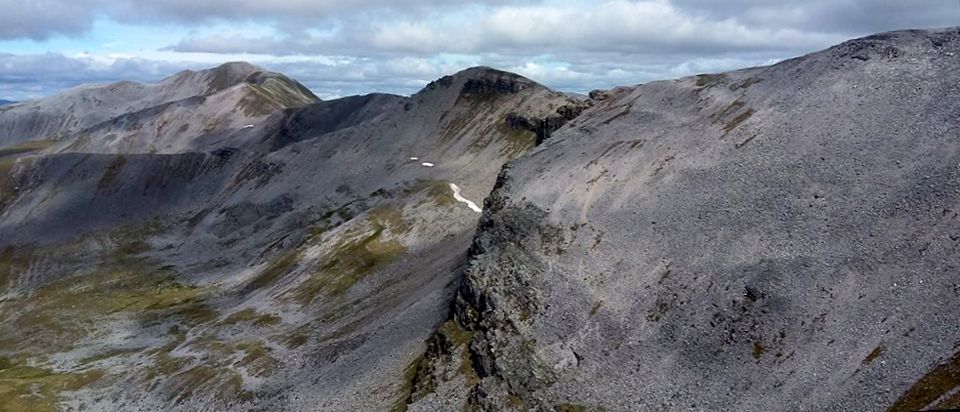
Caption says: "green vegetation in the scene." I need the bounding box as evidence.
[465,122,537,159]
[861,345,884,366]
[0,358,103,412]
[556,404,590,412]
[97,155,127,191]
[0,139,55,159]
[392,354,426,412]
[0,156,28,213]
[279,332,309,349]
[164,365,247,405]
[711,100,745,123]
[888,350,960,411]
[237,79,315,117]
[235,340,280,378]
[202,116,223,133]
[219,308,282,327]
[246,248,301,292]
[440,321,480,387]
[143,329,271,404]
[294,209,409,304]
[5,265,211,353]
[723,109,755,134]
[695,73,726,88]
[497,123,537,158]
[0,220,229,408]
[752,342,766,360]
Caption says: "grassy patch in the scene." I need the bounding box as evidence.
[0,221,210,355]
[556,404,589,412]
[7,267,212,353]
[723,109,755,134]
[0,156,30,214]
[245,248,300,292]
[0,139,55,159]
[888,350,960,411]
[710,100,745,124]
[0,360,103,412]
[238,79,315,117]
[392,354,426,412]
[494,123,537,158]
[752,342,766,360]
[278,332,309,349]
[0,247,33,295]
[165,365,246,405]
[403,179,456,208]
[439,321,480,387]
[219,308,282,327]
[294,207,409,305]
[861,345,884,366]
[97,155,127,192]
[235,340,280,378]
[695,73,726,88]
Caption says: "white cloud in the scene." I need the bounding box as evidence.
[2,0,959,100]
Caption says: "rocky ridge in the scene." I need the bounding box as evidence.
[1,28,959,412]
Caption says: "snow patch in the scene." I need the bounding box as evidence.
[422,162,435,167]
[409,157,419,160]
[242,124,254,129]
[449,183,482,213]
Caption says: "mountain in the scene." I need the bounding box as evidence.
[0,28,959,412]
[0,63,586,410]
[407,28,960,412]
[0,61,317,151]
[0,100,13,106]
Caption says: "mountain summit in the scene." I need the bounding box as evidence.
[0,62,317,151]
[1,29,959,411]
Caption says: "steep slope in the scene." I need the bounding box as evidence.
[0,62,317,151]
[0,66,586,410]
[408,28,960,411]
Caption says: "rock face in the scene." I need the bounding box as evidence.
[1,28,959,412]
[407,28,960,412]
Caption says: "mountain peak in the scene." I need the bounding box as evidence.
[414,66,543,101]
[164,61,266,94]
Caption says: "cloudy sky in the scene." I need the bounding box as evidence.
[1,0,958,101]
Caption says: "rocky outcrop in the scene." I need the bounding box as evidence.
[506,102,591,145]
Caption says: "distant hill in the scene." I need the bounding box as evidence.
[0,100,14,106]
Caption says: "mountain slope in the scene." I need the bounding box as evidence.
[0,66,586,411]
[0,62,317,151]
[2,28,959,412]
[407,28,960,411]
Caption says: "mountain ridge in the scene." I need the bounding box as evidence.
[405,27,960,412]
[1,28,959,411]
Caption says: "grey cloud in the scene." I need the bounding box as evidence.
[0,50,782,103]
[0,0,530,40]
[0,0,99,40]
[671,0,960,34]
[0,53,204,100]
[4,1,960,101]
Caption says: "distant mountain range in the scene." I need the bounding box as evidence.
[0,100,14,106]
[0,28,959,411]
